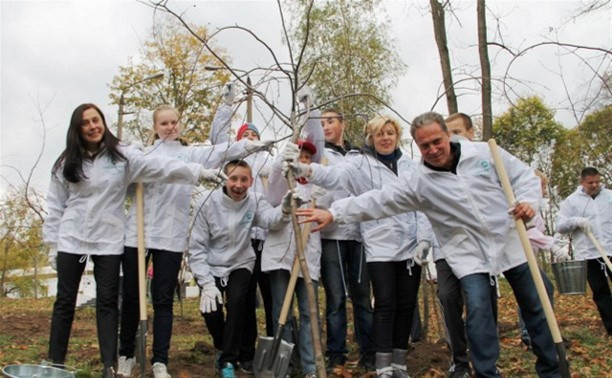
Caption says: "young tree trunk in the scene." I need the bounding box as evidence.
[478,0,493,140]
[430,0,458,115]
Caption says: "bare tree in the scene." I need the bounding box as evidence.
[477,0,493,140]
[430,0,458,115]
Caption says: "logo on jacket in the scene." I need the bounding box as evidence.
[239,211,254,226]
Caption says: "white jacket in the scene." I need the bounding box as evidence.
[319,145,361,242]
[556,186,612,260]
[243,150,274,240]
[43,145,203,256]
[123,139,252,252]
[189,189,287,286]
[328,141,540,278]
[310,150,432,262]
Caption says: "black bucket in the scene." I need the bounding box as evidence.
[552,260,587,295]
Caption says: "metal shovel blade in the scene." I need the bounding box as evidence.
[253,335,294,378]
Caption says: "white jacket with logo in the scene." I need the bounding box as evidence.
[556,186,612,260]
[328,141,540,278]
[123,139,252,252]
[43,145,204,256]
[189,189,288,286]
[310,150,433,263]
[319,146,361,242]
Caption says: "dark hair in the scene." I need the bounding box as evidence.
[223,159,252,175]
[446,112,473,130]
[52,103,126,183]
[321,108,344,123]
[580,166,600,179]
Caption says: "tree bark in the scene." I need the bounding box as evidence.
[478,0,493,140]
[430,0,458,115]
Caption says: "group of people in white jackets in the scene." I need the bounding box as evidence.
[43,84,610,378]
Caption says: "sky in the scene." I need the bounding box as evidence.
[1,0,609,197]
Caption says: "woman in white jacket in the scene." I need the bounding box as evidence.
[42,103,221,376]
[286,115,433,377]
[117,101,268,378]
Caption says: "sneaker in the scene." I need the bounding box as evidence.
[103,367,116,378]
[449,368,471,378]
[219,362,235,378]
[238,360,254,375]
[117,356,136,377]
[304,373,317,378]
[152,362,171,378]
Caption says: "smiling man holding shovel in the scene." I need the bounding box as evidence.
[293,111,562,377]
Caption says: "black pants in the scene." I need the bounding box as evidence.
[241,239,273,363]
[436,259,470,372]
[119,247,183,365]
[368,260,421,352]
[49,252,121,368]
[202,268,252,365]
[587,258,612,335]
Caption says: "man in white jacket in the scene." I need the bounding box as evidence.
[189,160,291,378]
[556,166,612,335]
[295,112,560,378]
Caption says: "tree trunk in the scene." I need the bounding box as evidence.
[430,0,458,115]
[478,0,493,140]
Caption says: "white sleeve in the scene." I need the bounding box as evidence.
[330,174,420,224]
[188,199,215,286]
[125,147,203,185]
[266,154,289,207]
[555,198,582,234]
[42,173,69,249]
[309,161,363,195]
[416,212,435,244]
[301,108,325,164]
[185,140,251,169]
[501,147,540,210]
[253,195,289,230]
[209,104,233,144]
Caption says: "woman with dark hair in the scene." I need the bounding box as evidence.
[43,103,223,376]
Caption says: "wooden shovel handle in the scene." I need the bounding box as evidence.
[586,230,612,272]
[136,183,147,321]
[277,200,315,327]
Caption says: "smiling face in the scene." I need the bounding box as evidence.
[321,111,344,146]
[241,129,260,141]
[154,109,181,141]
[414,122,453,169]
[372,122,398,155]
[224,164,253,201]
[80,107,106,151]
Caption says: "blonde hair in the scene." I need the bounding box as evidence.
[364,115,403,148]
[149,105,188,146]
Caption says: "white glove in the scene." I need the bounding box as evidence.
[200,168,228,185]
[297,85,315,109]
[246,139,275,154]
[200,283,223,313]
[282,161,312,179]
[258,164,272,178]
[552,245,570,262]
[282,142,300,163]
[222,83,237,106]
[49,247,58,271]
[413,241,431,266]
[281,189,307,215]
[575,217,591,232]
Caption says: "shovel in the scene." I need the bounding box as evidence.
[488,139,570,378]
[135,183,148,377]
[586,230,612,272]
[254,201,315,378]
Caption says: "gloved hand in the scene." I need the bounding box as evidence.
[246,139,275,154]
[258,164,271,178]
[575,217,591,232]
[297,85,315,109]
[282,142,300,163]
[222,83,237,106]
[49,247,58,271]
[281,189,307,215]
[200,168,228,186]
[282,161,312,179]
[199,283,223,313]
[413,241,431,266]
[552,244,570,262]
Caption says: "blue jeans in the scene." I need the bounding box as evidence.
[462,263,559,378]
[269,269,320,375]
[320,239,374,360]
[518,268,555,346]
